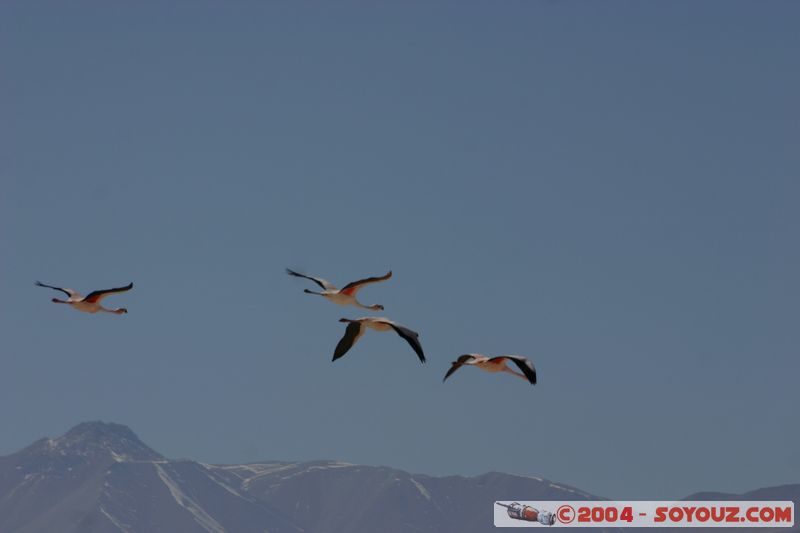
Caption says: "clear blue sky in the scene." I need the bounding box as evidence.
[2,1,798,499]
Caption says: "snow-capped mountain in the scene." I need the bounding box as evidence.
[0,422,302,533]
[210,461,599,533]
[0,422,796,533]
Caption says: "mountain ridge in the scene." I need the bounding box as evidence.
[1,421,796,533]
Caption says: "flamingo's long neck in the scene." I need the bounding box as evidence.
[354,300,378,311]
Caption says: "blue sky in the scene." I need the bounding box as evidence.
[2,1,798,499]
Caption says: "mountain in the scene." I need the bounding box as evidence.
[684,485,800,504]
[0,422,796,533]
[0,422,598,533]
[674,486,800,533]
[0,422,302,533]
[211,461,598,533]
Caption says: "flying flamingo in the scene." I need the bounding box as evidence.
[286,268,391,310]
[35,281,133,315]
[443,354,537,385]
[333,317,425,363]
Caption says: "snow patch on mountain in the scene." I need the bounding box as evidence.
[410,477,431,500]
[154,463,226,533]
[100,506,130,532]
